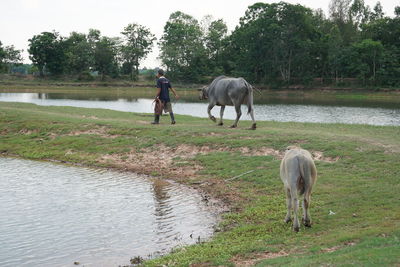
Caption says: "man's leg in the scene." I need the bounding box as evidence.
[165,102,175,124]
[170,112,175,124]
[151,114,160,124]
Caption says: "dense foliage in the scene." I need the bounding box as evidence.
[160,0,400,86]
[220,0,400,86]
[0,41,23,73]
[25,25,155,81]
[2,0,400,86]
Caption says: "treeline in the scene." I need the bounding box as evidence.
[26,25,155,81]
[1,0,400,86]
[159,0,400,86]
[222,1,400,86]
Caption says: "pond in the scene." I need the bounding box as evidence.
[0,91,399,126]
[0,157,218,267]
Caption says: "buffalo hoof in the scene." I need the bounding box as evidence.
[217,122,223,126]
[230,125,237,128]
[303,219,312,228]
[284,217,292,224]
[210,116,216,122]
[247,123,256,130]
[293,226,300,232]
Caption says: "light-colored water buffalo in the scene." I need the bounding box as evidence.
[199,76,256,129]
[280,146,317,232]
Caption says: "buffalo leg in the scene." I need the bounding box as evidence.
[290,182,300,232]
[230,104,242,128]
[285,188,292,223]
[218,106,225,126]
[302,190,312,227]
[249,108,256,130]
[207,103,216,122]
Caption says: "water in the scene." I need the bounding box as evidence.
[0,92,399,126]
[0,157,218,267]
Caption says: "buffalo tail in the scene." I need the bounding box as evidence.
[245,81,254,114]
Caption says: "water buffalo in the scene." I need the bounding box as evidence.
[199,76,256,130]
[280,146,317,232]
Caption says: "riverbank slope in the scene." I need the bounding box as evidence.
[0,102,399,266]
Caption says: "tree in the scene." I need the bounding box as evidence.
[159,11,207,82]
[395,6,400,17]
[329,0,356,44]
[350,39,384,82]
[329,0,352,23]
[63,32,93,75]
[94,36,119,80]
[370,1,384,21]
[226,2,318,84]
[362,15,400,85]
[349,0,371,29]
[120,23,156,81]
[0,41,23,73]
[204,18,228,75]
[0,41,7,72]
[4,45,23,73]
[28,31,65,76]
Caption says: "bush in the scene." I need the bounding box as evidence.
[77,72,95,81]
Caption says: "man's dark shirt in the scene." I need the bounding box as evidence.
[156,76,172,102]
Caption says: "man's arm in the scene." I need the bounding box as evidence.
[170,87,179,99]
[155,78,162,98]
[155,87,161,98]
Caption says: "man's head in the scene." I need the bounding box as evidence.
[157,69,165,78]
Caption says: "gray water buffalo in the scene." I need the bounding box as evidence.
[199,76,256,130]
[280,146,317,232]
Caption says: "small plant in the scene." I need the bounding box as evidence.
[130,256,144,265]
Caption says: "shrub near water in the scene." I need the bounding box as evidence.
[0,102,399,266]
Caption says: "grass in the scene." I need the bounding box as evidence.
[0,101,399,266]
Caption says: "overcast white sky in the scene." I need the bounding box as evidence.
[1,0,398,68]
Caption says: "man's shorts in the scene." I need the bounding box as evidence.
[163,101,173,113]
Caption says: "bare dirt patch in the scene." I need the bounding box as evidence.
[232,241,356,266]
[350,136,400,154]
[321,241,356,253]
[98,146,204,181]
[136,120,151,125]
[95,143,338,207]
[81,115,99,120]
[67,126,121,139]
[231,250,289,266]
[195,131,231,137]
[97,144,337,181]
[18,129,37,135]
[144,144,284,159]
[312,151,340,163]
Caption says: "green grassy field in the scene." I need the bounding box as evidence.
[0,101,399,266]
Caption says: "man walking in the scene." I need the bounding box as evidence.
[152,69,179,124]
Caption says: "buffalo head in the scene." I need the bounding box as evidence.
[199,86,209,100]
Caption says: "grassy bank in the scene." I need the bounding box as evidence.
[0,102,399,266]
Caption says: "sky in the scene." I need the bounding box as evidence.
[1,0,398,68]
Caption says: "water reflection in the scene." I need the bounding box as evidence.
[0,92,399,126]
[152,180,176,249]
[0,158,217,267]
